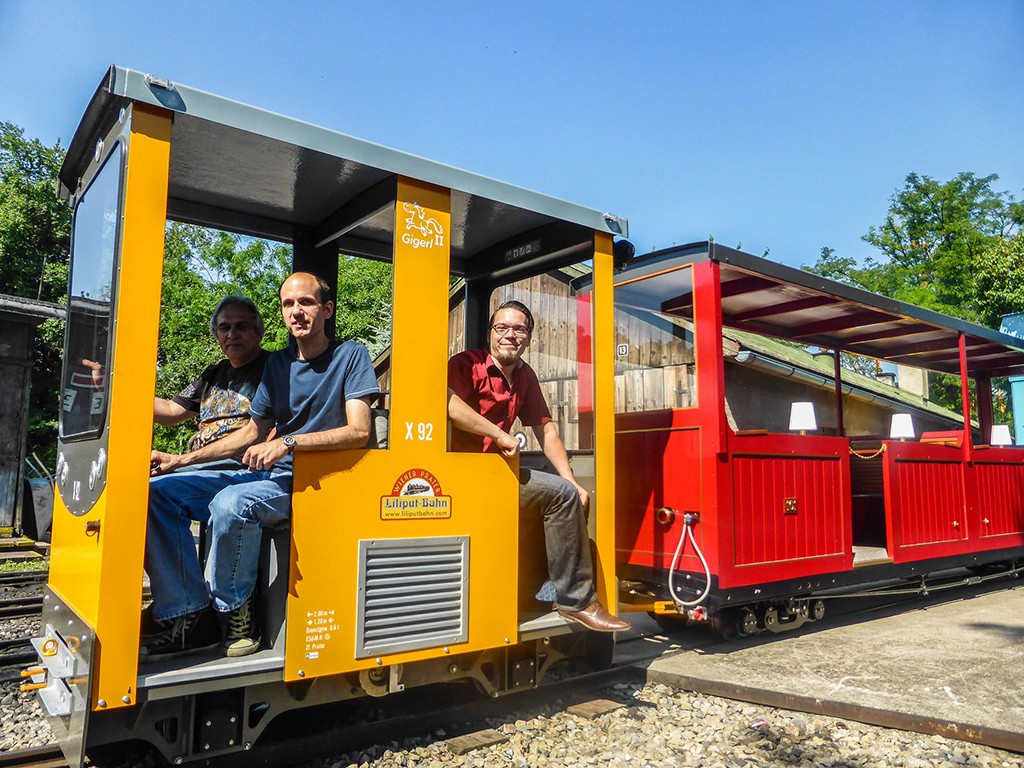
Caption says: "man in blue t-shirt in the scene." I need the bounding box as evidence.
[142,272,380,660]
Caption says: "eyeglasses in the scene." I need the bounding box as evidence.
[491,323,530,338]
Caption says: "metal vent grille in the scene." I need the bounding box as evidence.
[355,536,469,658]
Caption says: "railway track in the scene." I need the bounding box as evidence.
[0,571,48,586]
[0,575,1019,766]
[0,596,43,620]
[0,636,38,683]
[195,643,654,768]
[0,745,66,768]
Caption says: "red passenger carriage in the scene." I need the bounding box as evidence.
[609,243,1024,634]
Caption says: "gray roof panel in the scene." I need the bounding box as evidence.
[60,66,627,263]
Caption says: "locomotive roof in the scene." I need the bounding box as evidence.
[615,241,1024,377]
[59,66,627,275]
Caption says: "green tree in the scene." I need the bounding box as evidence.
[970,232,1024,329]
[0,122,70,302]
[861,172,1023,320]
[336,255,393,358]
[153,224,291,453]
[0,123,72,466]
[805,173,1024,422]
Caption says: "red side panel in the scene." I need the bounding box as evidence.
[616,410,711,575]
[732,454,846,565]
[972,450,1024,546]
[884,442,969,561]
[722,433,852,587]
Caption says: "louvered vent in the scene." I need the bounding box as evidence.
[355,536,469,658]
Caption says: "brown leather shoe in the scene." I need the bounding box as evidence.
[557,601,631,633]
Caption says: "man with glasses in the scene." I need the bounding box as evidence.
[142,272,379,659]
[446,300,630,633]
[151,296,269,466]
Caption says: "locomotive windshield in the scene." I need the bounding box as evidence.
[60,141,123,440]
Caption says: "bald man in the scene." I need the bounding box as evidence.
[142,272,379,660]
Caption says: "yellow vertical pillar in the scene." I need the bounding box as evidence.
[591,232,618,610]
[47,103,171,710]
[390,179,452,456]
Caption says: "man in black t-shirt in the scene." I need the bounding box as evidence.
[153,296,268,453]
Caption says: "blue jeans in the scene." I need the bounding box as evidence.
[519,468,595,612]
[145,468,292,620]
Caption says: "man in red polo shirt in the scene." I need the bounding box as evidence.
[447,300,630,633]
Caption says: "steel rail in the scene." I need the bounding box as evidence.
[0,745,67,768]
[0,572,48,586]
[0,597,43,619]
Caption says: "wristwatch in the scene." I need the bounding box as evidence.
[282,435,297,453]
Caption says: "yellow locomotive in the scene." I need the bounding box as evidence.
[26,66,628,767]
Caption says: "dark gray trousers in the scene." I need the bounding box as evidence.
[519,468,596,611]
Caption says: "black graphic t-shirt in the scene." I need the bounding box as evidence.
[171,349,270,449]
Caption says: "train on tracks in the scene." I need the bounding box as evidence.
[25,67,1024,766]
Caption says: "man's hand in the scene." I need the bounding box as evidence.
[151,450,186,476]
[494,431,520,459]
[242,438,289,471]
[81,358,104,386]
[574,483,590,509]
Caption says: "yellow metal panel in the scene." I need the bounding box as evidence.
[48,104,171,710]
[592,233,618,610]
[390,178,451,457]
[287,450,519,679]
[285,178,520,681]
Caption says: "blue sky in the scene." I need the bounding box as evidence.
[2,1,1021,267]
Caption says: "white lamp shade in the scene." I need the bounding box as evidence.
[889,413,915,440]
[789,402,817,432]
[991,424,1013,446]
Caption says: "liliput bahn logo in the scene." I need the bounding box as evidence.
[381,468,452,519]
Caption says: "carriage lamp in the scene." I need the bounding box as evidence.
[890,413,915,441]
[991,424,1013,446]
[788,402,817,434]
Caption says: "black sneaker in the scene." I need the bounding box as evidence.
[223,595,260,657]
[139,607,221,660]
[140,603,171,638]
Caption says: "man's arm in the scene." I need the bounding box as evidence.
[533,421,589,507]
[446,389,519,458]
[240,396,375,471]
[153,397,197,426]
[151,417,271,475]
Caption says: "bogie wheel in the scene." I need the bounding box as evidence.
[736,608,758,637]
[648,611,689,634]
[811,599,826,621]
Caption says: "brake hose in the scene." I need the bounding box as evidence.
[667,512,712,607]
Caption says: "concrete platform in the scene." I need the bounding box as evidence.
[645,582,1024,752]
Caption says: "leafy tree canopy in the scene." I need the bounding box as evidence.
[808,173,1023,326]
[0,122,70,303]
[805,173,1024,422]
